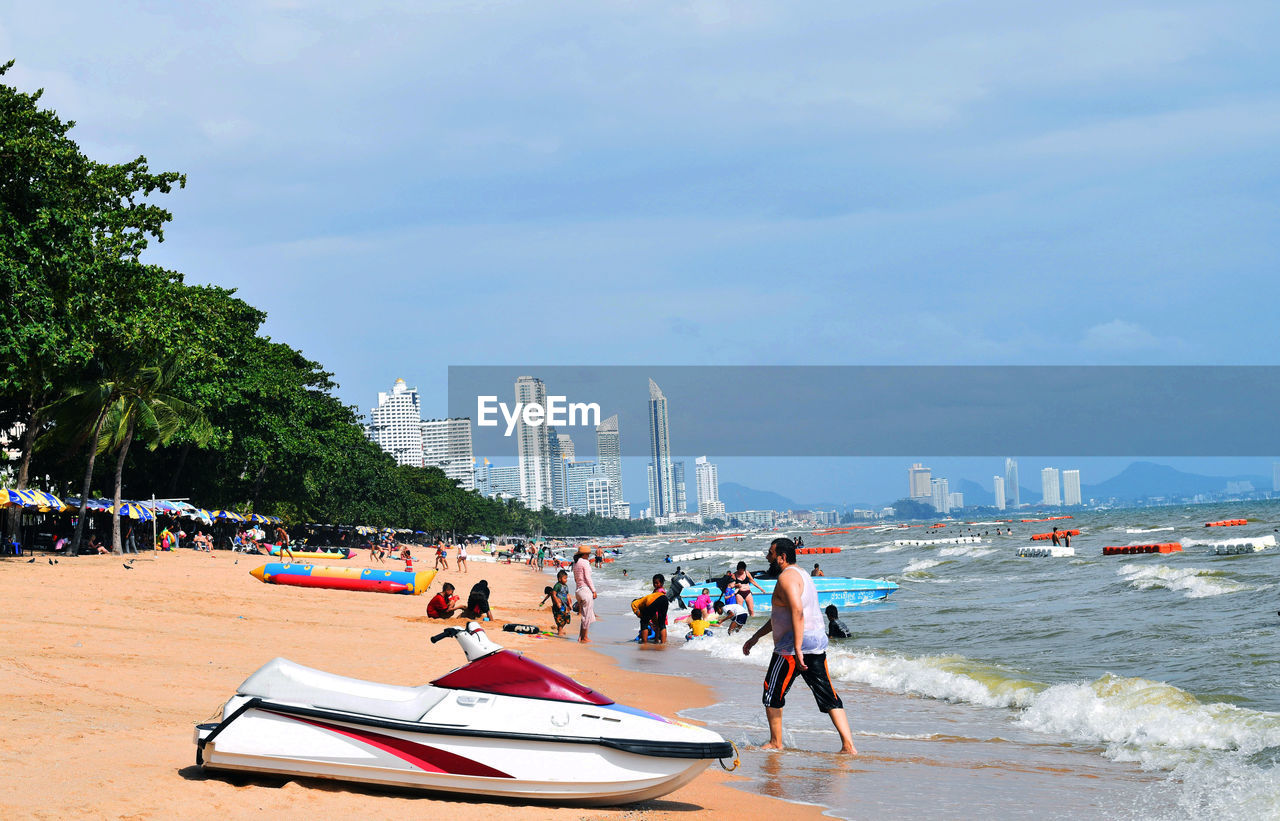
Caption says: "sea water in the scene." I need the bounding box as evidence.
[585,501,1280,820]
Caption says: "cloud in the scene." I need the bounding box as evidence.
[1079,320,1193,357]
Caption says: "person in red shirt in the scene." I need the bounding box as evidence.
[426,583,462,619]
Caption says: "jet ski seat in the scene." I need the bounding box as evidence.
[238,657,447,722]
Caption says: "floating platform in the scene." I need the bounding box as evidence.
[1031,530,1080,541]
[893,536,983,546]
[1018,546,1076,558]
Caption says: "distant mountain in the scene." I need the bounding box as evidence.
[718,482,797,513]
[1083,461,1270,500]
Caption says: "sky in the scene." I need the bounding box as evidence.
[5,1,1279,505]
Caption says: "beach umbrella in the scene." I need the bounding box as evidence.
[112,502,154,521]
[1,488,29,508]
[22,489,69,511]
[212,510,246,522]
[250,513,271,525]
[183,508,213,525]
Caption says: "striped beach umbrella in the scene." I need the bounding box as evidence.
[20,489,68,511]
[1,488,28,507]
[212,510,246,522]
[112,502,154,521]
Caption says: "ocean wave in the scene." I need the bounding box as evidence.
[937,546,995,558]
[902,558,943,575]
[874,544,905,553]
[1118,564,1247,598]
[1125,527,1176,534]
[1019,674,1280,766]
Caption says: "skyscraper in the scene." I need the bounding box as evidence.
[547,429,571,510]
[647,378,675,518]
[908,463,932,498]
[695,456,724,516]
[515,375,552,509]
[674,461,687,514]
[596,415,624,510]
[1273,462,1279,493]
[1041,467,1061,507]
[421,417,474,489]
[993,475,1006,511]
[931,478,950,514]
[1062,469,1082,506]
[1005,458,1021,508]
[369,378,424,467]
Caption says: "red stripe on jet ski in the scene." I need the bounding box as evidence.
[279,713,514,779]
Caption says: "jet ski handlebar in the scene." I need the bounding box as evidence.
[430,627,463,644]
[430,621,504,660]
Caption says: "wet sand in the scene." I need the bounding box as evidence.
[0,549,822,820]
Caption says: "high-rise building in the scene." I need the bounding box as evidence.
[647,378,675,518]
[1273,462,1279,493]
[488,464,521,498]
[1041,467,1061,507]
[695,456,724,516]
[1005,458,1021,508]
[948,492,964,510]
[596,415,623,509]
[547,429,575,511]
[368,378,423,466]
[565,460,603,513]
[421,418,474,490]
[908,463,932,498]
[993,475,1006,511]
[584,477,613,517]
[674,460,687,514]
[931,478,950,514]
[515,376,552,509]
[1062,469,1082,506]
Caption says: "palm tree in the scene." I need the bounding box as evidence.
[97,360,210,553]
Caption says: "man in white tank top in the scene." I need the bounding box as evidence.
[743,537,856,754]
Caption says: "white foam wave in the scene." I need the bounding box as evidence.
[1126,527,1176,534]
[1118,563,1247,598]
[937,545,995,558]
[902,558,942,574]
[1018,675,1280,766]
[874,544,905,553]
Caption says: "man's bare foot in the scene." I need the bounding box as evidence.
[759,741,785,750]
[838,745,858,755]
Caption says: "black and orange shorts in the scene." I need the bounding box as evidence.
[762,652,843,713]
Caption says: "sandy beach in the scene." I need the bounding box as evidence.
[0,548,823,820]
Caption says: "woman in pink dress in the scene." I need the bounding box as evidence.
[572,547,598,643]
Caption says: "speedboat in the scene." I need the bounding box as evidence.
[194,622,736,804]
[679,575,899,612]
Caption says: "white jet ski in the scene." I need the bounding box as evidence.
[195,622,736,804]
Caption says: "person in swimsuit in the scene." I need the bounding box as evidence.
[743,537,856,754]
[731,561,768,617]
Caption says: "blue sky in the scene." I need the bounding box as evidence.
[5,1,1279,504]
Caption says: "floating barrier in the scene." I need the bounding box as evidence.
[268,546,350,560]
[1030,530,1080,541]
[893,536,983,546]
[796,547,842,554]
[250,563,435,594]
[1102,543,1182,556]
[1018,546,1075,558]
[1191,535,1276,551]
[1211,544,1268,555]
[1205,519,1247,527]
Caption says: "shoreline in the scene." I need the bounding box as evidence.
[0,548,825,820]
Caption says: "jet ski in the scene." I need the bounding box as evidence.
[194,622,737,804]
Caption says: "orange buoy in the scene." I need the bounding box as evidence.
[1205,519,1247,527]
[1102,543,1182,555]
[1031,529,1080,541]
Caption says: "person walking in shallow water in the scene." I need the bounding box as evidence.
[743,537,856,755]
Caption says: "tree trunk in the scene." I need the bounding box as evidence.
[166,440,192,498]
[110,414,137,555]
[5,398,39,542]
[69,404,112,557]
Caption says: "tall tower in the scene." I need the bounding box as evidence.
[931,478,950,514]
[696,456,724,516]
[993,475,1006,511]
[369,378,423,466]
[1005,458,1021,508]
[1041,467,1061,507]
[908,463,932,498]
[647,378,674,518]
[1062,469,1081,506]
[596,415,623,509]
[421,417,474,489]
[515,376,552,509]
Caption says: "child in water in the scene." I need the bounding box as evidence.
[685,607,713,640]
